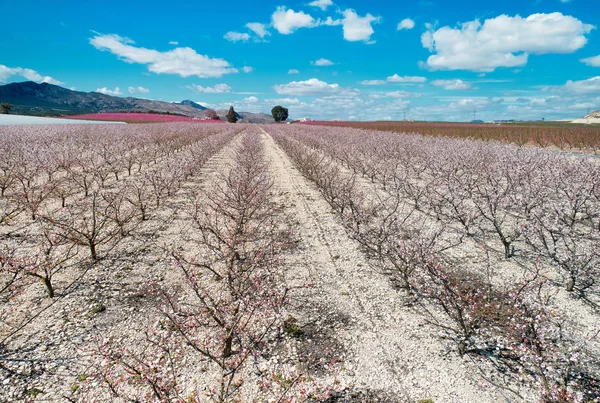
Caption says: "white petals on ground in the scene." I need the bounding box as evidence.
[90,34,238,78]
[421,12,594,72]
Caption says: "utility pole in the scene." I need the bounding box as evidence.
[473,108,476,121]
[403,111,406,121]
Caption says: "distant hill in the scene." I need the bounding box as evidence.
[571,110,600,124]
[0,81,274,123]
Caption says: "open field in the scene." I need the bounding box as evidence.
[1,123,599,402]
[305,121,600,153]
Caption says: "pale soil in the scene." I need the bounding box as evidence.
[0,134,243,401]
[2,127,595,402]
[260,129,514,402]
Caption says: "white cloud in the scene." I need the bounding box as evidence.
[187,83,232,94]
[431,79,472,90]
[386,74,427,83]
[341,9,380,42]
[90,34,238,78]
[385,91,417,98]
[224,31,251,42]
[360,79,386,85]
[308,0,334,11]
[243,66,253,73]
[128,86,150,94]
[397,18,415,30]
[421,13,594,72]
[311,58,335,66]
[246,22,271,38]
[288,69,300,74]
[169,41,178,45]
[265,97,303,105]
[243,96,259,103]
[96,87,122,96]
[0,64,63,85]
[273,78,358,96]
[581,55,600,67]
[272,7,316,34]
[545,76,600,94]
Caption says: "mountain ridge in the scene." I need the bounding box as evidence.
[0,81,273,123]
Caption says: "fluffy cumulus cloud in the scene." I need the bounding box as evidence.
[431,79,471,90]
[243,96,259,103]
[288,69,300,74]
[0,64,63,85]
[187,83,232,94]
[128,86,150,94]
[386,74,427,83]
[421,13,595,72]
[96,87,122,96]
[273,78,357,96]
[397,18,415,30]
[224,32,251,42]
[243,66,253,73]
[311,58,335,66]
[246,22,270,38]
[581,55,600,67]
[308,0,334,11]
[271,7,317,34]
[340,9,380,43]
[90,34,238,78]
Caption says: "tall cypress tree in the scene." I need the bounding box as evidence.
[226,106,238,123]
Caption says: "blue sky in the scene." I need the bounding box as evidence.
[1,0,600,121]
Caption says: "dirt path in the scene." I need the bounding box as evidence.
[260,128,509,403]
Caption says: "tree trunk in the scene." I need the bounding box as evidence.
[42,277,54,298]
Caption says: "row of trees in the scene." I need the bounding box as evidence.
[1,124,238,354]
[269,125,600,402]
[80,128,335,402]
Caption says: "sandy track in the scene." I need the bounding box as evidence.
[260,128,509,403]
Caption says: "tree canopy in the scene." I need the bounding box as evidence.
[271,105,289,123]
[0,103,12,114]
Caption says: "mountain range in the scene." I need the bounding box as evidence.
[0,81,273,123]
